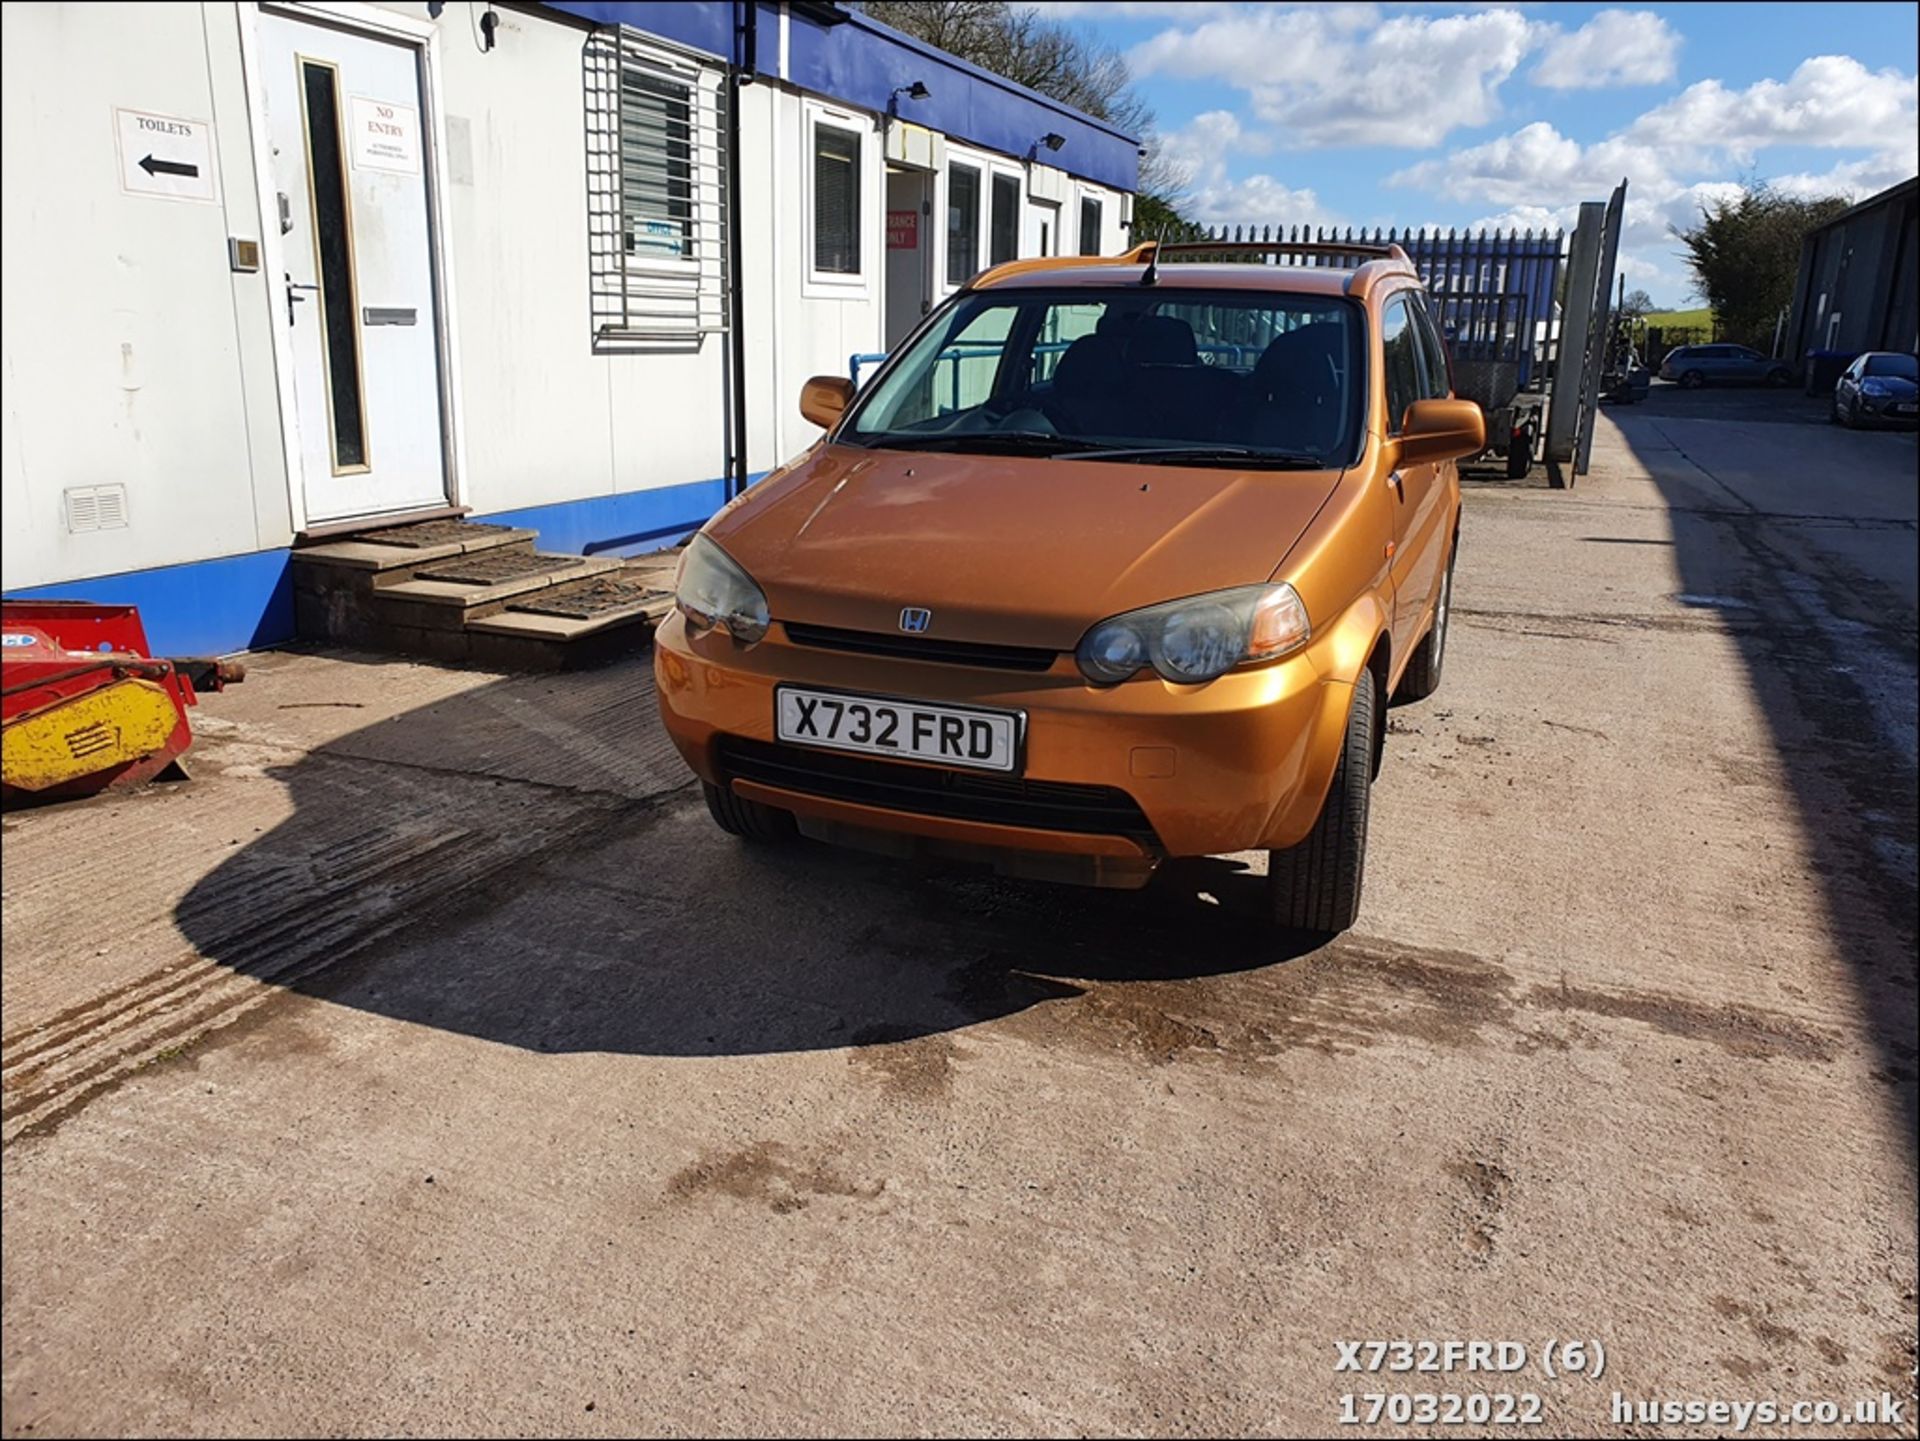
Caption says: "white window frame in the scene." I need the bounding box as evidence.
[617,54,702,284]
[1075,185,1107,257]
[985,160,1025,270]
[939,145,992,298]
[803,99,871,296]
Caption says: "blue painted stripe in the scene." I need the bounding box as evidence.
[1,475,750,657]
[3,548,293,658]
[477,473,759,558]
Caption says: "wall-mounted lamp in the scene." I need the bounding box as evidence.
[1027,132,1068,162]
[888,80,931,117]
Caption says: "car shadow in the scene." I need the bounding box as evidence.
[170,664,1328,1060]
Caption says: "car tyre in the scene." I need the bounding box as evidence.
[1679,370,1705,390]
[1268,667,1377,937]
[1765,367,1792,388]
[702,780,797,842]
[1395,543,1454,705]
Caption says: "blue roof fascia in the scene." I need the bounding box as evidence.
[539,1,735,61]
[538,2,1139,193]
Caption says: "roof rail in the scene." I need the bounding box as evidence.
[967,243,1158,289]
[1150,239,1411,266]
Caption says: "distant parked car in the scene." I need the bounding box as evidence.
[1830,352,1919,429]
[1658,343,1793,389]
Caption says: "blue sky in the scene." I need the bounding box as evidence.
[1034,2,1919,307]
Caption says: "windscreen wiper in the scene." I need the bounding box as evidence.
[1054,444,1327,468]
[865,430,1084,455]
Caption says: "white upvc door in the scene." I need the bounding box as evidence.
[258,9,448,524]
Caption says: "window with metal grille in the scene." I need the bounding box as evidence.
[813,122,861,275]
[947,163,981,284]
[990,172,1019,266]
[584,28,728,346]
[1078,196,1103,256]
[621,71,693,260]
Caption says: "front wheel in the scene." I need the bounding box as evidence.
[1268,670,1377,936]
[1765,367,1792,388]
[702,780,797,842]
[1679,370,1705,390]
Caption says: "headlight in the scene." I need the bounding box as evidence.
[675,533,770,646]
[1860,379,1893,396]
[1076,583,1310,685]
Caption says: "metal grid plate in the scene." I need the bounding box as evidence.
[508,572,671,620]
[415,551,587,586]
[357,519,515,549]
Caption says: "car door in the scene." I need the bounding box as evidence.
[1729,346,1767,382]
[1380,292,1445,662]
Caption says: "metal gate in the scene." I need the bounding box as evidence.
[1154,182,1626,482]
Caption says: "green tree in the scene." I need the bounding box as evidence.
[1674,184,1850,347]
[859,1,1191,234]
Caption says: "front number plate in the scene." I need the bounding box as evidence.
[775,687,1020,773]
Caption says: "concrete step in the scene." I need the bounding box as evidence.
[294,520,537,574]
[468,574,676,642]
[378,554,623,611]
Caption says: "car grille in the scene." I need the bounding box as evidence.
[782,621,1059,673]
[716,737,1158,843]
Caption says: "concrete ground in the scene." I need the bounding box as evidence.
[3,394,1915,1438]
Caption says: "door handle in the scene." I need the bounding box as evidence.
[285,276,319,325]
[1387,470,1404,490]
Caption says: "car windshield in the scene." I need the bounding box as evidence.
[1865,354,1918,379]
[841,288,1366,467]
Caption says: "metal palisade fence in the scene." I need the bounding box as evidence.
[1154,183,1626,482]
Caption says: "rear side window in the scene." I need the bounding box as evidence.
[1382,296,1421,435]
[1410,296,1451,399]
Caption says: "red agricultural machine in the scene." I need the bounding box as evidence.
[1,601,242,805]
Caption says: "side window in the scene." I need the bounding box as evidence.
[811,119,862,277]
[946,164,981,284]
[1382,297,1421,435]
[1411,296,1451,399]
[1032,303,1106,384]
[1078,195,1103,256]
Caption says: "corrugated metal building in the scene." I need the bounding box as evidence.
[1782,176,1919,371]
[1,1,1138,654]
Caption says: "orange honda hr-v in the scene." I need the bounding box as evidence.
[655,242,1484,935]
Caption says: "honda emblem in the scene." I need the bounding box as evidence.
[899,607,932,634]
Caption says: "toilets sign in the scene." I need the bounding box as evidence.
[115,108,218,203]
[349,97,421,175]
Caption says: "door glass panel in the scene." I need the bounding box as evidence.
[300,58,368,471]
[989,173,1019,266]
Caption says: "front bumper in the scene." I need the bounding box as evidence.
[1857,394,1919,425]
[653,611,1355,870]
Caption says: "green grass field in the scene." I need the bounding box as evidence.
[1642,307,1712,330]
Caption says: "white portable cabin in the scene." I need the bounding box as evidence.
[0,0,1138,654]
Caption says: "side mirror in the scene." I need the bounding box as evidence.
[800,375,854,431]
[1393,397,1486,467]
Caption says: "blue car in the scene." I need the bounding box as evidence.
[1831,351,1919,429]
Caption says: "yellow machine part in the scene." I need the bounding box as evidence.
[2,679,181,792]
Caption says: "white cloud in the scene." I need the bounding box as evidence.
[1130,6,1540,148]
[1157,110,1340,229]
[1531,9,1679,90]
[1625,55,1917,163]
